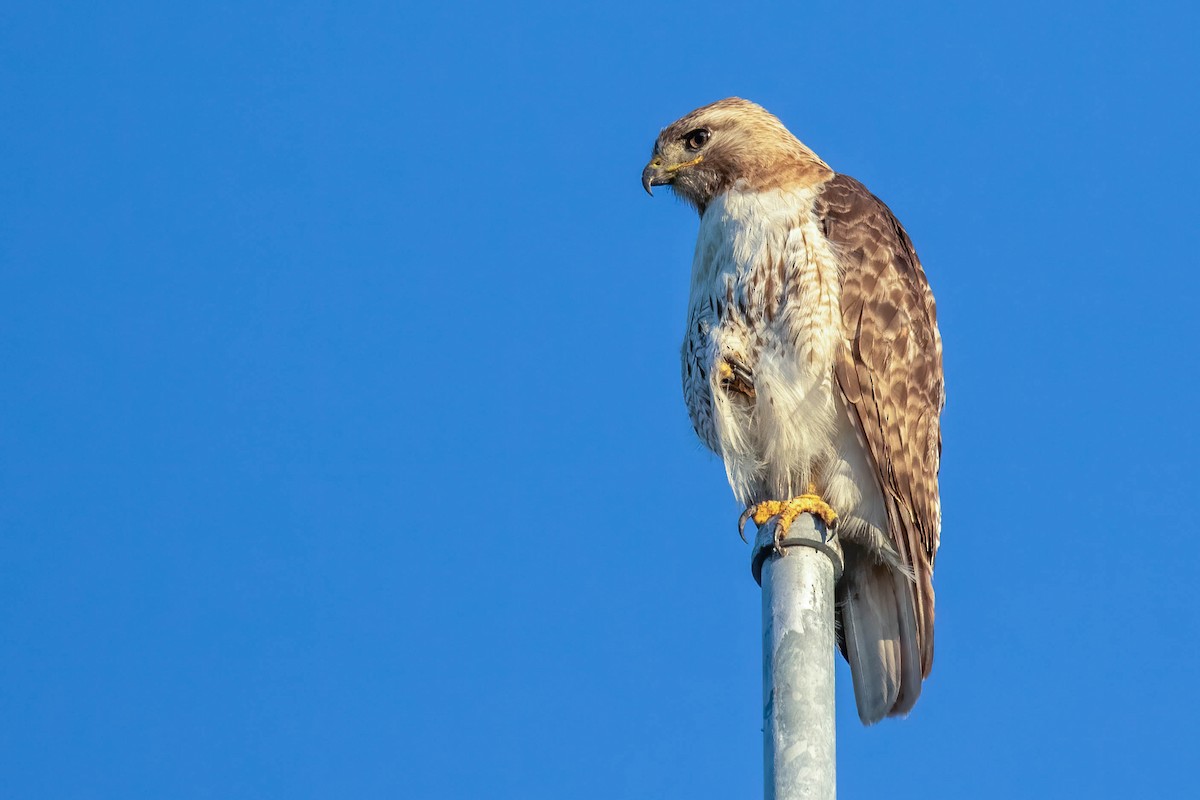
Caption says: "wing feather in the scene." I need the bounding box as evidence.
[817,174,944,678]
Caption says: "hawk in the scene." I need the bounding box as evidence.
[643,98,944,724]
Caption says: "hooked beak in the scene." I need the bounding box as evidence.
[642,157,670,196]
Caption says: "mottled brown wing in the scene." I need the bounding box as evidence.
[817,173,944,675]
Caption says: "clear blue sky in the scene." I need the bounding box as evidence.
[3,2,1198,797]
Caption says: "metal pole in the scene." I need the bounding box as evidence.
[751,513,843,800]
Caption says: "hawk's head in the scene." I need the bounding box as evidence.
[642,98,831,214]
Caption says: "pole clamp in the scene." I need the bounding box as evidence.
[750,515,845,586]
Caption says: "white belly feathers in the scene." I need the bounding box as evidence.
[681,185,846,506]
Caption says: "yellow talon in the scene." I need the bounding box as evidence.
[738,485,838,548]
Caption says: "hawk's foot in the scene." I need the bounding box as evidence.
[717,358,755,399]
[738,487,838,553]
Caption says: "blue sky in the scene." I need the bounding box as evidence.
[3,1,1199,797]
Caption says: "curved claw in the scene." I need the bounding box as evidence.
[822,518,840,546]
[738,507,754,543]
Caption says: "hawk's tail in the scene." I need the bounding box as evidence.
[838,547,934,725]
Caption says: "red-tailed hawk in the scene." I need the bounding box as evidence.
[643,98,944,724]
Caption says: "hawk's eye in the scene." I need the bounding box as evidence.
[684,129,710,150]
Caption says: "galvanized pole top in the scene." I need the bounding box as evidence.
[751,514,844,587]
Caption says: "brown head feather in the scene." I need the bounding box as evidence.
[647,98,832,213]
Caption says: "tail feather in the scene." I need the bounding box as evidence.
[839,547,930,724]
[888,567,924,717]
